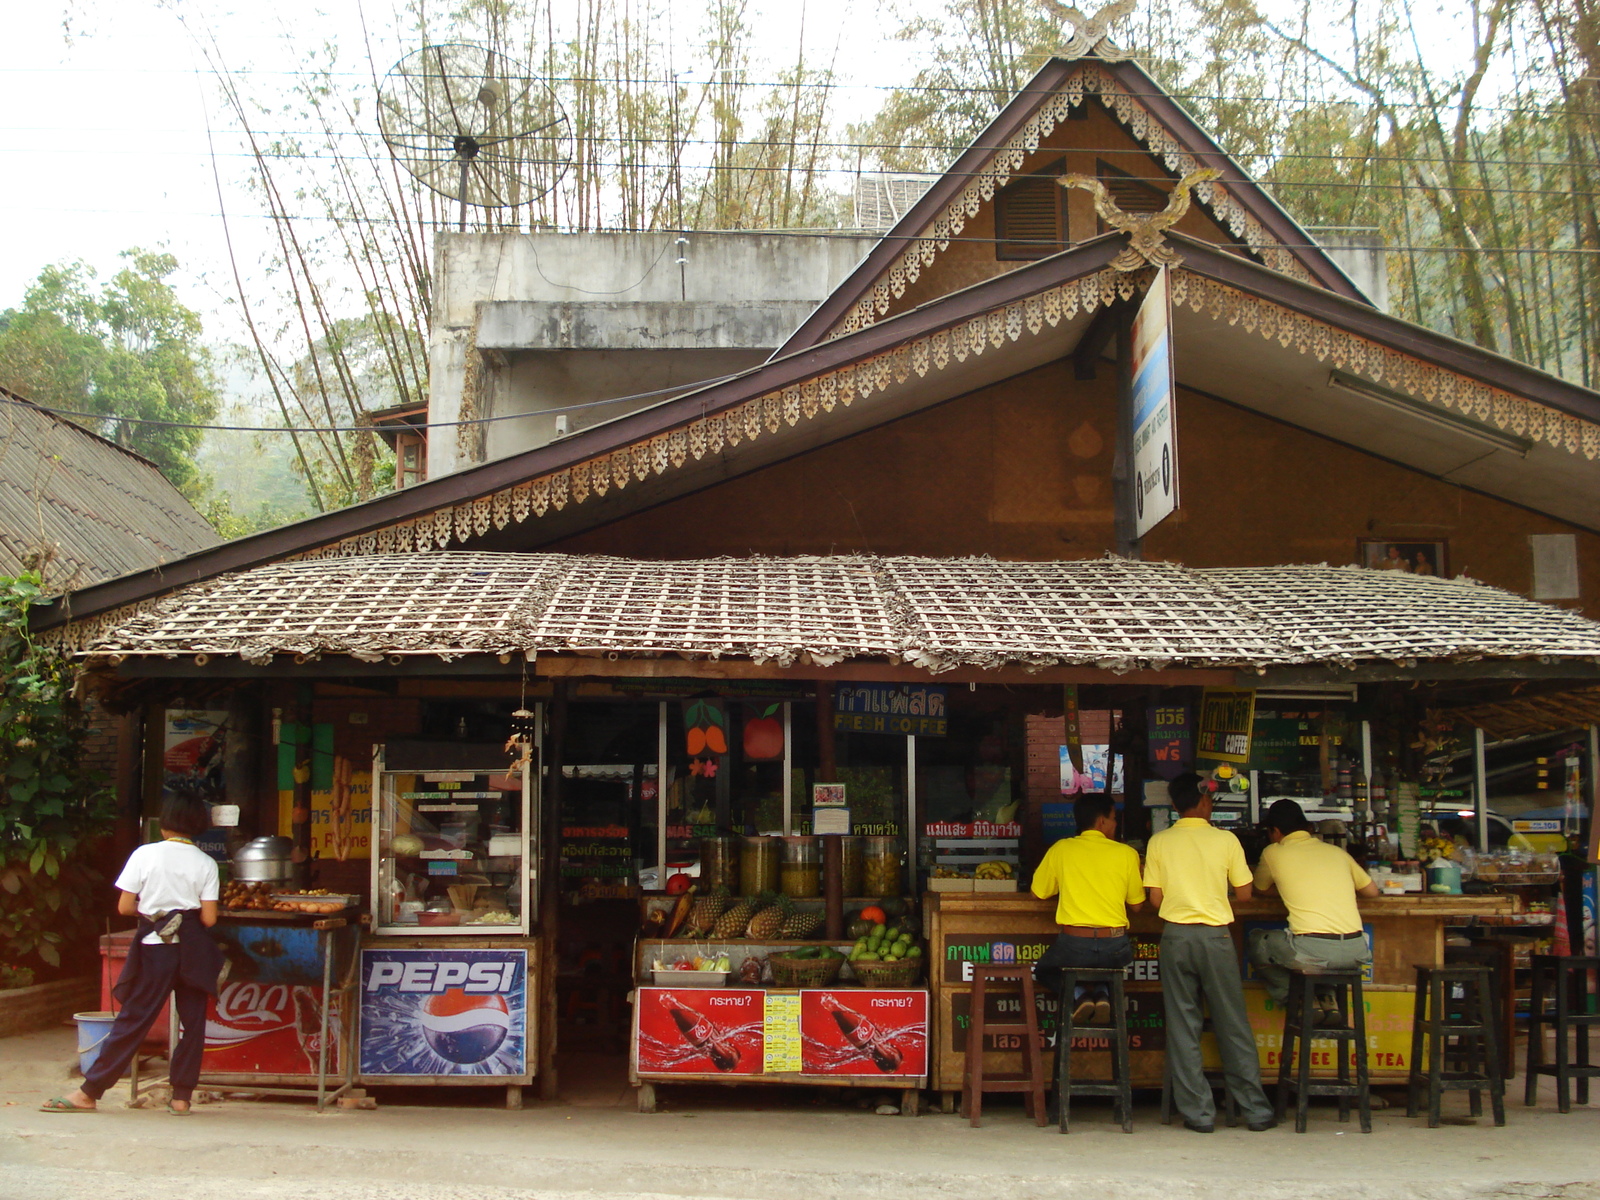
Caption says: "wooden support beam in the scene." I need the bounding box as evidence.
[1073,305,1120,380]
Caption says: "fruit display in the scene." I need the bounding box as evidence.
[974,860,1014,880]
[930,865,968,879]
[1418,835,1456,862]
[652,953,733,973]
[713,896,760,938]
[746,896,788,940]
[847,920,923,964]
[681,892,729,938]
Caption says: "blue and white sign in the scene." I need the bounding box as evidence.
[1130,266,1178,540]
[359,948,527,1077]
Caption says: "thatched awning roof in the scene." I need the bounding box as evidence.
[58,553,1600,677]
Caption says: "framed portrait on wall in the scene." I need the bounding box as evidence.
[1358,539,1447,578]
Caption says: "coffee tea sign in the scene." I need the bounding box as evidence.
[834,684,948,737]
[1196,687,1256,764]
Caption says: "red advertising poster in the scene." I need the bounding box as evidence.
[636,988,764,1075]
[800,989,928,1077]
[204,981,342,1075]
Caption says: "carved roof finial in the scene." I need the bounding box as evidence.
[1044,1,1137,61]
[1059,167,1223,270]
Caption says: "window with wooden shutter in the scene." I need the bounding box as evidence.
[995,165,1066,260]
[1095,160,1167,219]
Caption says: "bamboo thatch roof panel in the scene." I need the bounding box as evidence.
[72,552,1600,673]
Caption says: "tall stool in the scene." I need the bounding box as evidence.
[1524,954,1600,1113]
[1406,964,1505,1128]
[1054,967,1133,1133]
[962,964,1048,1128]
[1274,967,1371,1133]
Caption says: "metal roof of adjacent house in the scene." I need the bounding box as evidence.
[0,387,220,590]
[67,552,1600,674]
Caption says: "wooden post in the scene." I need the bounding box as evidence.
[539,681,567,1102]
[815,682,836,783]
[823,834,844,940]
[290,682,314,890]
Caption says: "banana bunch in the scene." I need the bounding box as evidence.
[975,860,1014,880]
[932,865,967,879]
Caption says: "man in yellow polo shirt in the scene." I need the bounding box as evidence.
[1031,794,1144,1021]
[1144,772,1276,1133]
[1249,798,1379,1023]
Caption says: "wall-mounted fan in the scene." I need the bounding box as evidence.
[377,43,570,229]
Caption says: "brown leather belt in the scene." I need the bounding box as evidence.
[1059,925,1127,939]
[1299,931,1365,940]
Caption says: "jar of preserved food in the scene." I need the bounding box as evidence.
[779,835,821,897]
[862,836,902,897]
[739,836,779,894]
[839,835,864,896]
[700,836,739,894]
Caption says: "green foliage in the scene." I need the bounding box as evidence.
[0,572,114,977]
[0,250,220,495]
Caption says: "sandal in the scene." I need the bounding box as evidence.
[40,1097,96,1113]
[166,1101,192,1116]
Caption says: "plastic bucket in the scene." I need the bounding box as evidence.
[74,1011,116,1077]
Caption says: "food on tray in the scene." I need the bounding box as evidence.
[651,953,732,973]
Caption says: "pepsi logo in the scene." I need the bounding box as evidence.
[418,988,510,1064]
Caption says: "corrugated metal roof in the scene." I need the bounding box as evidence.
[71,552,1600,673]
[0,387,221,590]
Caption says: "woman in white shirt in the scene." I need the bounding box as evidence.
[41,795,222,1115]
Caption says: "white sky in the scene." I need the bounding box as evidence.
[0,0,913,345]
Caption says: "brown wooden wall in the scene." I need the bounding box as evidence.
[553,357,1600,618]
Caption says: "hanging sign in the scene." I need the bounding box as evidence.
[1195,687,1256,763]
[1146,701,1193,779]
[1130,265,1178,539]
[834,684,947,737]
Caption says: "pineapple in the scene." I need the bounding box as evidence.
[781,908,823,939]
[713,897,758,939]
[747,896,788,940]
[683,892,728,937]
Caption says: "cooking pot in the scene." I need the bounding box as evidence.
[232,836,293,883]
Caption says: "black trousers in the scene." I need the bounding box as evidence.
[1033,933,1134,998]
[84,942,210,1102]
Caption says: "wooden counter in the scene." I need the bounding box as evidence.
[924,891,1519,1103]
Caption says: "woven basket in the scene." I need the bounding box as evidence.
[769,954,844,988]
[851,958,922,988]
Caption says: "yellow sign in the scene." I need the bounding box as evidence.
[1195,687,1256,763]
[1202,987,1417,1076]
[277,769,374,860]
[763,993,802,1073]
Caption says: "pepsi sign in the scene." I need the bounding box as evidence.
[359,948,527,1078]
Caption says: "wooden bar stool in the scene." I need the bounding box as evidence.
[1054,966,1133,1133]
[1525,954,1600,1113]
[962,964,1048,1128]
[1274,967,1371,1133]
[1406,964,1505,1128]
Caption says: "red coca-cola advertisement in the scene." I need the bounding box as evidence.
[635,988,764,1075]
[204,981,343,1075]
[800,990,927,1077]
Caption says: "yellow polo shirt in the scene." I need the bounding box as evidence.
[1253,830,1372,935]
[1143,817,1251,926]
[1030,830,1144,927]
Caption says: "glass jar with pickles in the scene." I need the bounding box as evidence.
[700,836,739,894]
[779,835,821,898]
[863,836,902,897]
[739,835,779,894]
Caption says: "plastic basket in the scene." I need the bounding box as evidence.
[769,954,844,987]
[850,958,922,988]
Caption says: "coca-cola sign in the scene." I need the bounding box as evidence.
[635,988,764,1075]
[800,990,928,1077]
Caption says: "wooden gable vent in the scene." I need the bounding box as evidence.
[995,159,1066,261]
[1096,160,1168,216]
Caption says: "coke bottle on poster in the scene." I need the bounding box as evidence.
[661,992,740,1072]
[820,993,903,1073]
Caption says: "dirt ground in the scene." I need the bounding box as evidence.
[2,1025,1597,1200]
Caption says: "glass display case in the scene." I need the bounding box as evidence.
[371,734,540,936]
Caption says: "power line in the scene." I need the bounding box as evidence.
[0,373,741,436]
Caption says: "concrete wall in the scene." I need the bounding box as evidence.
[551,359,1600,617]
[428,231,878,477]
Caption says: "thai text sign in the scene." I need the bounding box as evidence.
[834,684,948,737]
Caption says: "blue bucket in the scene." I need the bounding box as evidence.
[74,1011,116,1077]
